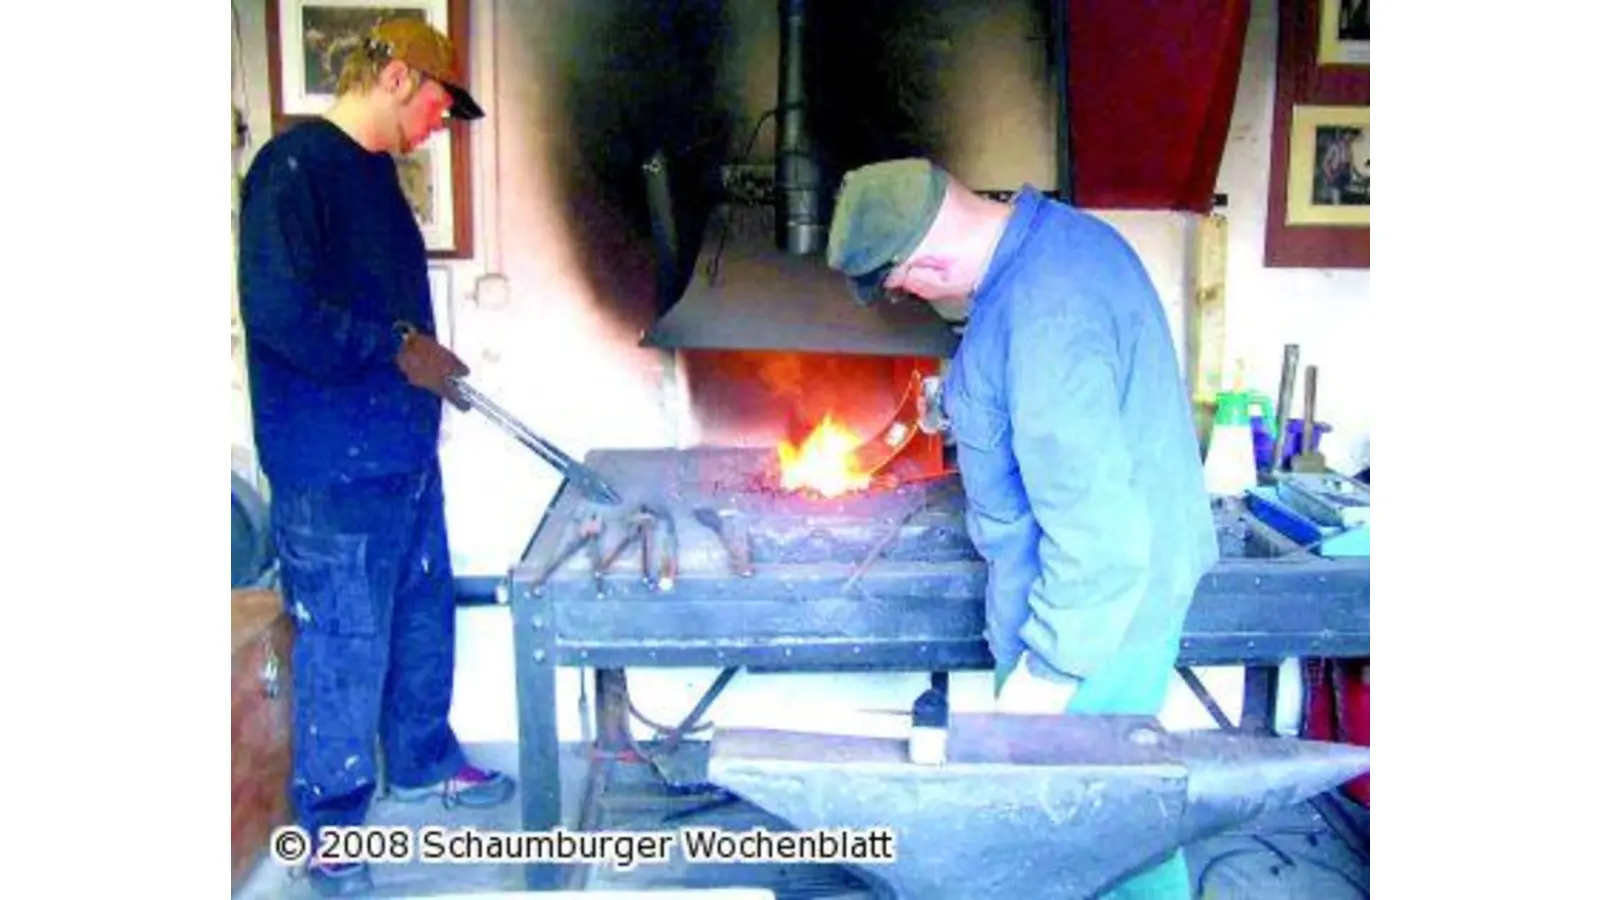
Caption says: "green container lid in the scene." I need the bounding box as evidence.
[1213,390,1252,426]
[1212,390,1276,433]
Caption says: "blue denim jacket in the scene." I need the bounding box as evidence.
[942,187,1218,681]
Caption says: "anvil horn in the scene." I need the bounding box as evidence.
[1174,726,1371,841]
[706,713,1371,900]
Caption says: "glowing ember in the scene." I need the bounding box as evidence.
[777,414,871,498]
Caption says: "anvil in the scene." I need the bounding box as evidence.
[707,713,1372,900]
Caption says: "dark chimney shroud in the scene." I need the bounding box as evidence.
[642,0,952,483]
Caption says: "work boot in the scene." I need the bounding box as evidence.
[305,859,373,897]
[389,763,515,809]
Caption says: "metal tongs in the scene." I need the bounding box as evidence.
[448,376,623,506]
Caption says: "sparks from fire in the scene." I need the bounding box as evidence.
[777,414,871,498]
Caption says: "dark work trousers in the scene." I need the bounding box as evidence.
[271,461,466,844]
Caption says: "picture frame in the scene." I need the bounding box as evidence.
[272,0,450,116]
[1317,0,1370,67]
[394,129,456,253]
[427,266,454,348]
[1264,0,1368,268]
[263,0,475,259]
[1284,105,1369,227]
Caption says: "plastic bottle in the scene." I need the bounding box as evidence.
[1204,373,1265,496]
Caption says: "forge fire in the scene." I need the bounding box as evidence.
[776,414,873,498]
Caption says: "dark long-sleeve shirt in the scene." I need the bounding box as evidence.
[237,118,442,490]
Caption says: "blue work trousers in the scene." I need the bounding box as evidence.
[271,462,466,843]
[995,620,1191,900]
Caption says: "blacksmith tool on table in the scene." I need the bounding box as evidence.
[1289,365,1328,473]
[531,514,603,593]
[592,505,680,593]
[693,508,755,578]
[446,376,623,506]
[1268,343,1300,476]
[640,504,680,591]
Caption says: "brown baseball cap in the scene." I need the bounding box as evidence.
[365,18,484,121]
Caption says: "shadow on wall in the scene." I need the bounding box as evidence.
[523,0,732,331]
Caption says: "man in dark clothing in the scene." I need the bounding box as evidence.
[236,18,509,897]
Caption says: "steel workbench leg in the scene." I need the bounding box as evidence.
[513,588,563,890]
[594,669,631,750]
[1239,664,1281,734]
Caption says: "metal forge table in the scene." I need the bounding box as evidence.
[508,448,1370,891]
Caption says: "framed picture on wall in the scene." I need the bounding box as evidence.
[1265,0,1368,268]
[1317,0,1370,66]
[393,130,456,253]
[264,0,476,259]
[271,0,450,116]
[1285,105,1369,227]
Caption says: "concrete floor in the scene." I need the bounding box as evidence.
[234,741,1370,899]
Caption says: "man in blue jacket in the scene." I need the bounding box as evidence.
[237,18,511,897]
[826,159,1219,899]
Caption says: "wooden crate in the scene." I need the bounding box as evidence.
[232,587,294,887]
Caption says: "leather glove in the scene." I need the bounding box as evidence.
[996,651,1081,715]
[395,325,470,411]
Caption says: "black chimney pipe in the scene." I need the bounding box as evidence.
[776,0,823,255]
[643,150,682,307]
[1052,0,1075,204]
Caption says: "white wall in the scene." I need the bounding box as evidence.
[1215,0,1371,474]
[233,0,1353,746]
[1097,0,1370,476]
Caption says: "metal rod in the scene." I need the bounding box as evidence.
[1178,666,1238,732]
[640,503,679,591]
[843,499,927,593]
[776,0,822,254]
[532,516,601,591]
[659,666,743,756]
[642,149,682,306]
[451,378,623,505]
[1052,0,1075,203]
[567,754,610,891]
[661,792,742,824]
[1240,665,1282,735]
[596,523,644,576]
[454,380,578,470]
[1269,344,1301,474]
[1310,794,1370,864]
[641,515,655,588]
[596,669,632,751]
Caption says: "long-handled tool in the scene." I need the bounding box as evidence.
[1268,344,1300,475]
[1289,365,1327,473]
[448,377,623,506]
[693,508,755,577]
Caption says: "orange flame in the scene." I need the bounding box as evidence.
[777,414,871,498]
